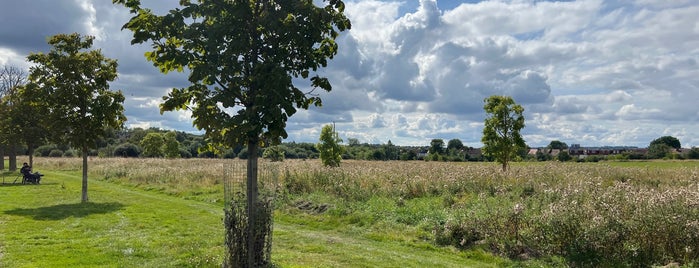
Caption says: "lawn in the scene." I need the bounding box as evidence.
[1,157,504,267]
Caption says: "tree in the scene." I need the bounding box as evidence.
[648,143,671,159]
[27,33,125,202]
[141,132,164,157]
[317,124,343,167]
[0,65,28,171]
[481,95,526,171]
[557,151,572,162]
[163,131,180,158]
[547,140,568,150]
[650,136,681,149]
[115,0,350,265]
[447,138,465,151]
[429,139,445,155]
[7,83,50,167]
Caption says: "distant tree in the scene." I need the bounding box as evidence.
[429,139,445,156]
[650,136,681,149]
[547,140,568,150]
[535,150,551,161]
[557,151,572,162]
[317,124,343,167]
[447,139,465,151]
[27,33,125,202]
[347,138,360,147]
[383,140,399,160]
[688,147,699,159]
[163,131,180,158]
[648,143,671,159]
[140,132,164,157]
[113,142,141,157]
[481,95,526,172]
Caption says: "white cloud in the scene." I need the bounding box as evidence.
[1,0,698,147]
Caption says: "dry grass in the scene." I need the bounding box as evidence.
[25,157,699,266]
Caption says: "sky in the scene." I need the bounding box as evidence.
[1,0,698,148]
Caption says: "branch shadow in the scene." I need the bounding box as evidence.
[4,202,125,220]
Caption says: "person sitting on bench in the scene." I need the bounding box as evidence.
[20,162,42,184]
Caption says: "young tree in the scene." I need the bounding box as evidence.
[0,65,27,171]
[7,83,50,167]
[481,95,526,171]
[317,124,343,167]
[115,0,350,265]
[27,33,125,202]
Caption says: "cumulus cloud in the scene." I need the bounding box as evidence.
[1,0,698,147]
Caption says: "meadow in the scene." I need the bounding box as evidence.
[2,157,698,267]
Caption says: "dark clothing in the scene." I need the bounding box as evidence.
[21,164,41,184]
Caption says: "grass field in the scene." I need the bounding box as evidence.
[1,158,504,267]
[2,157,699,267]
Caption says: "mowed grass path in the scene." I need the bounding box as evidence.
[1,167,495,267]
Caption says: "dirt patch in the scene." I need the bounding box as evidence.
[294,200,332,214]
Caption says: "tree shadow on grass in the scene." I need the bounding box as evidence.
[4,202,125,220]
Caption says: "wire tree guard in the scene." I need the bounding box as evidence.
[223,160,279,267]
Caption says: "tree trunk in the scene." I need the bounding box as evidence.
[28,142,34,168]
[82,146,89,202]
[246,139,259,267]
[0,145,5,170]
[8,144,17,171]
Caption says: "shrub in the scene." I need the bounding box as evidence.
[113,143,141,157]
[63,149,78,157]
[48,149,64,157]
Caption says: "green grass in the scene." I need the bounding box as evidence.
[1,161,500,267]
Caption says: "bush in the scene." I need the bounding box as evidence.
[35,144,58,157]
[63,149,78,157]
[113,143,141,157]
[48,149,64,157]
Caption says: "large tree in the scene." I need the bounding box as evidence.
[481,95,526,172]
[27,33,125,202]
[114,0,350,265]
[650,136,681,149]
[0,65,27,171]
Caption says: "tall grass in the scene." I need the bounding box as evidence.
[26,157,699,266]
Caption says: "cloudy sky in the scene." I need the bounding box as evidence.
[1,0,698,148]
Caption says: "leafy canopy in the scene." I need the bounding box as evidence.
[27,33,126,149]
[481,95,526,171]
[115,0,351,148]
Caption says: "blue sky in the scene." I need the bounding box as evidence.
[1,0,698,147]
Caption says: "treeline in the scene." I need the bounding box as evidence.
[8,128,477,161]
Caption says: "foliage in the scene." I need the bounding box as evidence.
[429,139,445,156]
[688,147,699,159]
[262,145,285,162]
[113,142,141,157]
[0,65,29,171]
[648,143,672,159]
[163,131,180,158]
[481,96,526,171]
[317,124,344,167]
[547,140,568,149]
[650,136,681,149]
[140,132,164,157]
[556,151,572,162]
[27,33,125,202]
